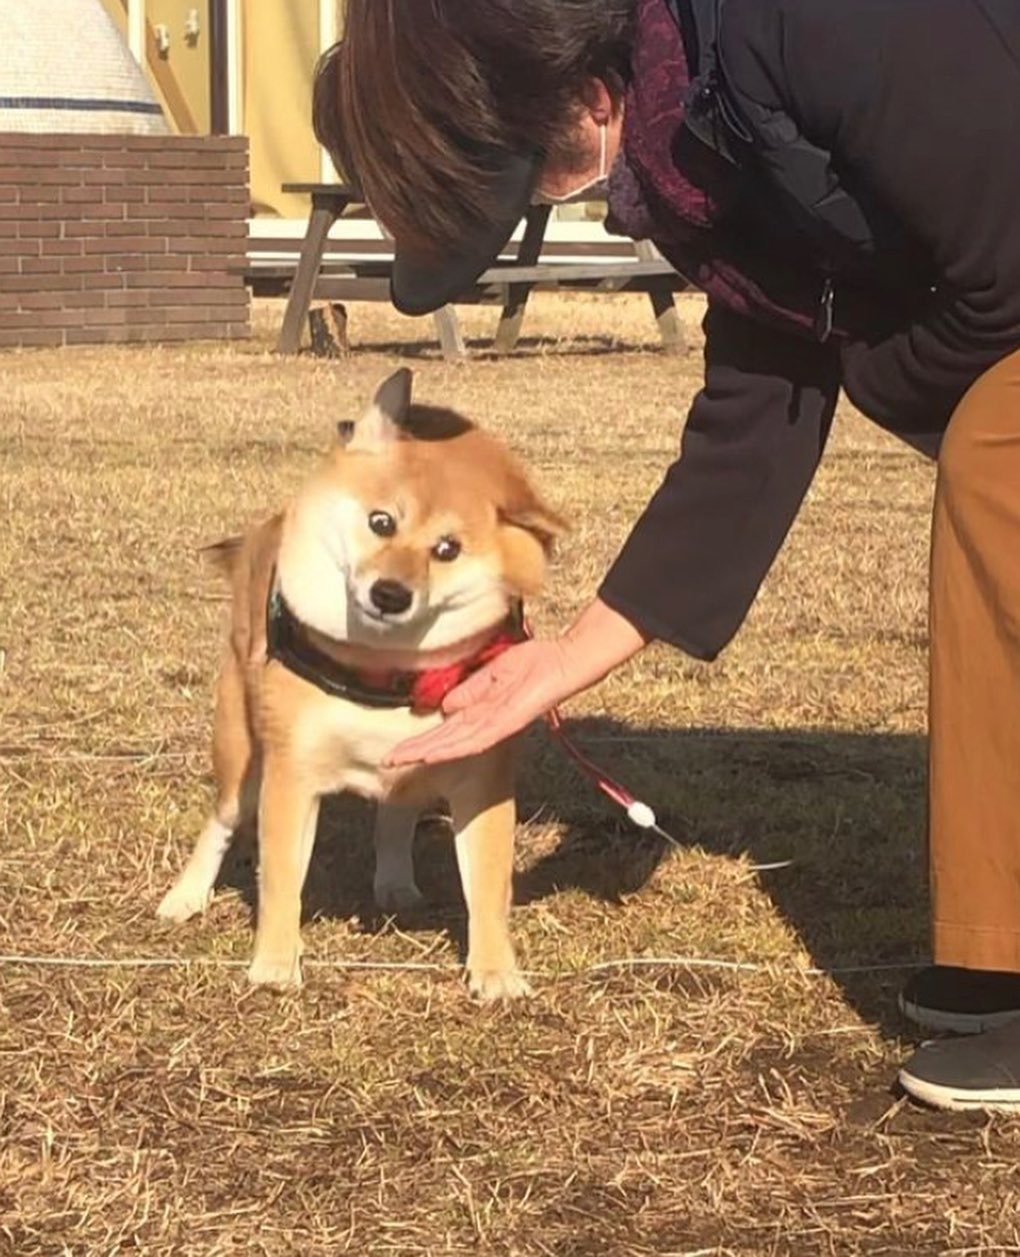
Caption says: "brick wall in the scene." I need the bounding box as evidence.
[0,134,250,349]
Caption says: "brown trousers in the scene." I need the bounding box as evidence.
[930,346,1020,971]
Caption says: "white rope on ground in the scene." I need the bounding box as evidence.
[0,953,921,978]
[0,954,453,972]
[582,957,921,976]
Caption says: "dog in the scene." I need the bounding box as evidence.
[157,368,564,1000]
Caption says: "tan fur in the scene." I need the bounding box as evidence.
[157,371,564,1001]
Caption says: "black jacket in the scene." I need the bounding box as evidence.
[600,0,1020,657]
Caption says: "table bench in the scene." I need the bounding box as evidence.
[263,182,689,360]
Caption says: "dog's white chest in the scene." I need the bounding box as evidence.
[295,698,443,799]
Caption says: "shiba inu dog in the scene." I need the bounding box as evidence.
[157,369,563,1000]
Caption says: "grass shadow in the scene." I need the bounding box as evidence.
[215,795,474,958]
[333,333,682,362]
[516,717,929,1038]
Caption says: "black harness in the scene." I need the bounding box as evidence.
[265,582,526,712]
[266,585,423,708]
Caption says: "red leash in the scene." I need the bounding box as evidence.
[521,617,682,849]
[416,607,681,848]
[542,704,681,849]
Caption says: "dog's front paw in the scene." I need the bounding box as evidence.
[156,879,212,924]
[466,967,533,1003]
[374,879,426,915]
[247,953,303,989]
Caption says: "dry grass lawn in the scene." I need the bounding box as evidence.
[2,293,1018,1255]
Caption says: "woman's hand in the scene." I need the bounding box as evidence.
[384,638,576,766]
[383,597,650,767]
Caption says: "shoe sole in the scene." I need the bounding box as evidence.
[898,994,1020,1036]
[898,1067,1020,1112]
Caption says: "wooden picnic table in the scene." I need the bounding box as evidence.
[270,182,688,359]
[273,182,364,355]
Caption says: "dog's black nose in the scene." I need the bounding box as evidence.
[369,579,413,615]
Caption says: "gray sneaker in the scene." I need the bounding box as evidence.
[899,1018,1020,1112]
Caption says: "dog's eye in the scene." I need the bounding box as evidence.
[432,536,461,562]
[368,510,396,538]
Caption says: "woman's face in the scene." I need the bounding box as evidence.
[533,78,625,200]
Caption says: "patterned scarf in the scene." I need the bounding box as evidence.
[605,0,836,340]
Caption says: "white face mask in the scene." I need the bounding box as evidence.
[533,123,609,205]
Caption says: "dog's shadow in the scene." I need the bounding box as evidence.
[217,716,929,1037]
[218,795,647,968]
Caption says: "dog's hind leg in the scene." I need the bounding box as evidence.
[373,803,424,914]
[157,652,258,924]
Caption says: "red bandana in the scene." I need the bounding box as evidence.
[409,627,521,713]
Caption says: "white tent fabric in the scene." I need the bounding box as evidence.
[0,0,169,134]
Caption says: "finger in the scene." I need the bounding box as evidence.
[406,719,506,763]
[383,712,479,766]
[385,703,523,767]
[399,710,532,766]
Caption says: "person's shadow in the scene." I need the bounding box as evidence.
[217,716,928,1038]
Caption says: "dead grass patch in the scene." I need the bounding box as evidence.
[2,293,1016,1255]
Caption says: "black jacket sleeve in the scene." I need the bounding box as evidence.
[598,303,840,659]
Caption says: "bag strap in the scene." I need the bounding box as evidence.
[663,0,718,74]
[666,0,750,167]
[667,0,881,260]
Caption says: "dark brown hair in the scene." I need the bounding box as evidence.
[312,0,633,256]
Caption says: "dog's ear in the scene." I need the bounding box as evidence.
[499,481,568,555]
[200,534,244,576]
[341,368,413,449]
[498,489,567,596]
